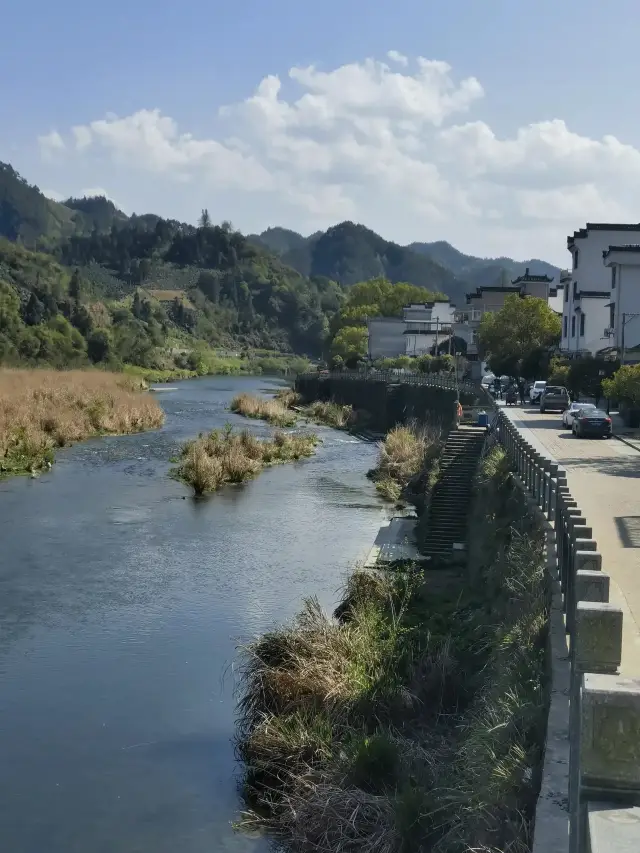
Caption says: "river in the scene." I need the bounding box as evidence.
[0,375,386,853]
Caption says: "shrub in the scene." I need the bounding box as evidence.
[174,425,318,495]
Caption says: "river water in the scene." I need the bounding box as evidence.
[0,376,386,853]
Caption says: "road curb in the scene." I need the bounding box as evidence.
[614,434,640,452]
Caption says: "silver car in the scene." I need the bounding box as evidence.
[562,401,596,429]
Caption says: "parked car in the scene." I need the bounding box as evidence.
[572,408,612,438]
[529,380,547,403]
[562,402,597,429]
[539,385,570,413]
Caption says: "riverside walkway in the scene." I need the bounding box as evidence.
[503,404,640,677]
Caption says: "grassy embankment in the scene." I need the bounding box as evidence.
[124,354,313,385]
[231,389,354,430]
[173,424,319,496]
[0,369,164,478]
[236,446,549,852]
[367,423,443,502]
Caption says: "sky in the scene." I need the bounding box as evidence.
[2,0,640,266]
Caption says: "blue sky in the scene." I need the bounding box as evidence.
[2,0,639,264]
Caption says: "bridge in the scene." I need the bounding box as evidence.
[298,370,640,853]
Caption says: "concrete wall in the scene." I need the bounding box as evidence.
[295,372,485,433]
[367,317,405,359]
[604,252,640,352]
[496,412,640,853]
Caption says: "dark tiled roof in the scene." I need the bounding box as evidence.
[511,266,553,284]
[568,223,640,247]
[602,244,640,259]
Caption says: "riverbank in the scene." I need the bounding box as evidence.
[236,447,549,852]
[124,353,312,385]
[0,368,164,478]
[173,425,319,495]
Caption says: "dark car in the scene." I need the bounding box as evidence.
[572,408,612,438]
[540,385,570,413]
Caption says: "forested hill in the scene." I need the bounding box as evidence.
[250,225,561,297]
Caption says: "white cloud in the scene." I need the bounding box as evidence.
[38,130,65,160]
[387,50,408,66]
[43,188,64,202]
[36,52,640,263]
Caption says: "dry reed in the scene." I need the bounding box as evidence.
[231,393,298,427]
[0,368,164,477]
[174,425,318,495]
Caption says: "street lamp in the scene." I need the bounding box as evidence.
[621,312,640,365]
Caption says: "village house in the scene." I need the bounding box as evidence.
[560,223,640,357]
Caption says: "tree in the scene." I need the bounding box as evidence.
[330,325,368,366]
[199,208,211,228]
[602,365,640,406]
[87,328,112,363]
[477,295,561,379]
[68,268,83,301]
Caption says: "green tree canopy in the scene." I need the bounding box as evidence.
[602,365,640,406]
[330,325,368,366]
[477,294,561,378]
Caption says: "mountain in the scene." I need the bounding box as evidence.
[248,226,310,256]
[408,240,561,289]
[250,225,561,303]
[0,162,349,370]
[251,221,467,304]
[63,195,129,233]
[0,162,88,245]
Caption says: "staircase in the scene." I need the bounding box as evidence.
[421,426,486,560]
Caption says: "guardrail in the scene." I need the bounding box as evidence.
[495,411,640,853]
[301,370,482,395]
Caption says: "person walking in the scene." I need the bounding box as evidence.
[517,377,526,405]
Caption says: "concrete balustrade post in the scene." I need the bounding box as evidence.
[575,570,610,604]
[548,462,558,521]
[577,675,640,853]
[569,605,624,853]
[541,458,551,513]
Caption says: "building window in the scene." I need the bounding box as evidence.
[610,303,615,330]
[611,266,617,290]
[571,316,576,337]
[580,313,585,337]
[573,281,577,300]
[574,249,579,270]
[563,316,568,337]
[564,284,568,303]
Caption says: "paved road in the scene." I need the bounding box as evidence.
[504,404,640,676]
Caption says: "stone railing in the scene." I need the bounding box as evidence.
[495,411,640,853]
[302,369,481,394]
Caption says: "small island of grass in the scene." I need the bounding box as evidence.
[231,390,354,430]
[173,424,319,496]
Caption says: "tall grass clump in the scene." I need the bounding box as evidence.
[302,400,354,429]
[174,424,318,495]
[0,368,164,478]
[368,423,440,502]
[236,443,549,852]
[231,393,298,427]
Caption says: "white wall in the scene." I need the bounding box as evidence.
[367,318,405,359]
[561,227,640,354]
[604,253,640,352]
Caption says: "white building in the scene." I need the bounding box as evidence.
[602,245,640,362]
[403,301,456,356]
[561,223,640,356]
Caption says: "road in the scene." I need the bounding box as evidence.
[503,404,640,676]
